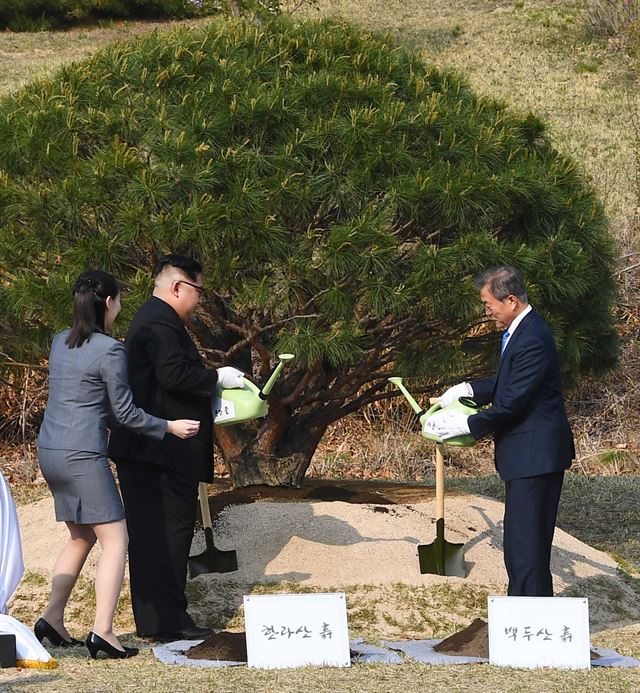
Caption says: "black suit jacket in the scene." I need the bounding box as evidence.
[468,309,574,481]
[108,297,218,481]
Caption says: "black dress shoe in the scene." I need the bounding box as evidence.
[150,625,214,642]
[34,618,83,647]
[85,632,139,659]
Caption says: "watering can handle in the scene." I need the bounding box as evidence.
[435,444,445,521]
[198,482,212,530]
[425,397,441,417]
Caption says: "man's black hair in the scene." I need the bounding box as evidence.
[153,254,203,282]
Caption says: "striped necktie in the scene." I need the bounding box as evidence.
[500,330,510,355]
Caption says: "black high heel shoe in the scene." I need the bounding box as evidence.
[34,618,83,647]
[85,632,139,659]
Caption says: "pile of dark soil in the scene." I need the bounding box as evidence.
[434,618,488,658]
[185,631,247,662]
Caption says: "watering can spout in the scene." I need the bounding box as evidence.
[388,377,425,416]
[259,353,295,398]
[214,353,295,426]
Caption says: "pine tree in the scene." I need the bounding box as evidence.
[0,17,617,485]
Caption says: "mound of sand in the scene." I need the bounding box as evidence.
[193,496,618,591]
[15,483,634,633]
[18,491,617,592]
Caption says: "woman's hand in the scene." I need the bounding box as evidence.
[167,419,200,439]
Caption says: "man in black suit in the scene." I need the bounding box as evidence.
[108,255,243,641]
[435,265,574,596]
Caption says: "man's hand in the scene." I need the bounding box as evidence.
[216,366,245,389]
[433,411,471,440]
[422,409,454,436]
[437,382,473,407]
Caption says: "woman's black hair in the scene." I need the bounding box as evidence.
[65,270,119,348]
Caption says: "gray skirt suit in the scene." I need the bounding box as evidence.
[38,329,167,524]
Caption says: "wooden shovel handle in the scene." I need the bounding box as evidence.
[435,444,444,521]
[198,482,212,530]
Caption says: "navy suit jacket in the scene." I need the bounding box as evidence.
[467,309,574,481]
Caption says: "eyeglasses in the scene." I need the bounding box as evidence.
[175,280,205,296]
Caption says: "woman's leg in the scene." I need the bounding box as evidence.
[42,521,96,639]
[91,519,128,650]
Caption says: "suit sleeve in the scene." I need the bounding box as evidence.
[469,377,495,406]
[468,336,548,440]
[144,319,218,397]
[101,342,168,439]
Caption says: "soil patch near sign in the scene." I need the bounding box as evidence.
[434,618,488,658]
[185,631,247,662]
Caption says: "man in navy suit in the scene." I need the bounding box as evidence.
[435,265,574,596]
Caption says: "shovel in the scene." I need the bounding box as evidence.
[188,482,238,577]
[418,442,466,577]
[190,353,296,576]
[387,378,466,577]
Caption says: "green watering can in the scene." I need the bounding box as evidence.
[388,376,479,578]
[213,353,295,426]
[190,353,295,578]
[387,377,478,447]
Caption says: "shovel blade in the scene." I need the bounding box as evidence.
[417,538,466,577]
[188,527,238,577]
[188,547,238,577]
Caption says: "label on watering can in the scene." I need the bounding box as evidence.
[213,397,236,424]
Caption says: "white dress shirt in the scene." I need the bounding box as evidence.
[502,304,532,352]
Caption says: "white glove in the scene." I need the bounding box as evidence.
[216,366,245,389]
[434,411,471,440]
[422,409,454,435]
[438,382,473,407]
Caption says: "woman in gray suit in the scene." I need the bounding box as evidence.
[35,270,200,659]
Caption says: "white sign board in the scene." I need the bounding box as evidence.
[212,396,236,424]
[244,593,350,669]
[488,596,590,669]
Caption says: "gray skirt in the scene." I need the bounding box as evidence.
[38,448,125,524]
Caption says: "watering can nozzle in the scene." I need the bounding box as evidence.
[214,353,296,426]
[259,353,296,398]
[388,376,426,417]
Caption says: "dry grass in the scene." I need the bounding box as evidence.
[3,572,640,691]
[3,650,640,693]
[0,19,205,98]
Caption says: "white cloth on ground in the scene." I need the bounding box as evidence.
[0,614,55,666]
[0,471,24,614]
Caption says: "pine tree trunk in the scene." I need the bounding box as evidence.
[215,412,328,488]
